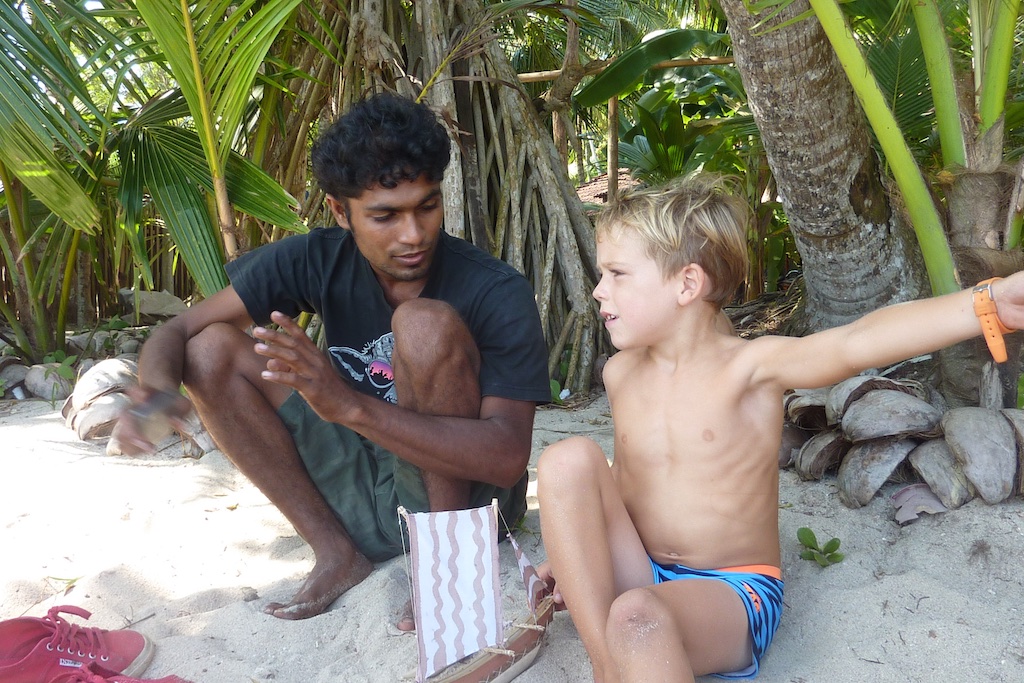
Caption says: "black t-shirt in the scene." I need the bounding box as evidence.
[226,228,550,405]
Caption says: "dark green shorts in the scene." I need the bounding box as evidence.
[278,392,528,562]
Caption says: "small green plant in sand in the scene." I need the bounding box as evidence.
[42,349,78,382]
[45,574,81,596]
[41,350,78,406]
[797,527,844,567]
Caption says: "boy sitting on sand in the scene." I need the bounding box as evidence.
[536,173,1024,682]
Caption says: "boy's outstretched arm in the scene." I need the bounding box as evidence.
[752,272,1024,391]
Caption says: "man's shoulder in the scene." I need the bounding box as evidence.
[234,227,350,260]
[438,233,523,283]
[225,227,357,305]
[290,226,352,249]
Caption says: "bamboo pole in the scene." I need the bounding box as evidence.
[517,56,735,83]
[608,97,618,204]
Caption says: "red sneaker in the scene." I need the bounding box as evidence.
[49,662,191,683]
[0,605,154,683]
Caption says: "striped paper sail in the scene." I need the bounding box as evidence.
[404,502,503,682]
[508,534,545,616]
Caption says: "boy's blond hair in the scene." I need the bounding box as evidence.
[596,174,749,309]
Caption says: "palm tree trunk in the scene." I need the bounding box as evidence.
[717,0,931,333]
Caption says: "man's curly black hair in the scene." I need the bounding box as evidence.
[311,92,451,200]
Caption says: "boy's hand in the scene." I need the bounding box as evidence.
[994,273,1024,330]
[536,561,566,611]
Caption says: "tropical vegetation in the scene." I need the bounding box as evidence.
[1,0,1022,406]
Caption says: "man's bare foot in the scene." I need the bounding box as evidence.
[264,553,373,620]
[396,599,415,632]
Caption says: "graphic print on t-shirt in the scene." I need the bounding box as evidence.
[328,332,397,403]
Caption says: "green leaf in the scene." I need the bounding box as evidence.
[797,527,818,549]
[549,378,563,404]
[114,133,156,290]
[828,552,845,564]
[799,549,816,561]
[138,135,228,296]
[137,0,303,166]
[0,118,100,235]
[146,125,303,232]
[814,551,830,567]
[822,537,841,554]
[576,29,722,108]
[0,1,106,158]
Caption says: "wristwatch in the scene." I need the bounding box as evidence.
[972,277,1012,363]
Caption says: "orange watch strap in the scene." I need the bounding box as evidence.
[973,277,1011,363]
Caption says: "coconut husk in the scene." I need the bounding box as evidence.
[942,407,1017,504]
[840,390,943,442]
[67,357,139,415]
[779,422,813,468]
[998,408,1024,496]
[71,392,133,440]
[785,387,829,430]
[925,385,949,414]
[794,429,849,481]
[907,439,974,509]
[837,438,917,508]
[825,376,921,425]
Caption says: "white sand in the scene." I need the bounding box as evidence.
[3,395,1023,682]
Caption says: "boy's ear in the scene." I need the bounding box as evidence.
[676,263,707,305]
[325,195,350,230]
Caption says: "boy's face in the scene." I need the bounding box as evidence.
[593,228,683,350]
[326,175,444,295]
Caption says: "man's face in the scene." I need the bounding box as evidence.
[327,176,444,295]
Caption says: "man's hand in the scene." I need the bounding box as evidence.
[253,311,354,423]
[111,386,192,455]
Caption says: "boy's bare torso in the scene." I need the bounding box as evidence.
[606,330,783,572]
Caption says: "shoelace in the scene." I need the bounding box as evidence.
[41,606,113,664]
[49,664,112,683]
[49,662,191,683]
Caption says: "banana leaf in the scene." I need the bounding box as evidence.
[576,29,728,108]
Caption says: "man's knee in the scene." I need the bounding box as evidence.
[392,299,478,371]
[181,322,254,393]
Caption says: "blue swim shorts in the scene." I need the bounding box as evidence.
[649,560,784,680]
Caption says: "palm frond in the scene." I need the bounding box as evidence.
[0,114,100,234]
[135,134,228,296]
[137,0,303,166]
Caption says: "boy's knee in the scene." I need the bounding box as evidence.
[606,588,671,651]
[537,437,603,487]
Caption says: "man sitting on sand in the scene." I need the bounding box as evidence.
[536,174,1024,682]
[112,92,550,620]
